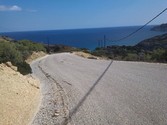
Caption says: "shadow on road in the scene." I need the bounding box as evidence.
[63,60,113,124]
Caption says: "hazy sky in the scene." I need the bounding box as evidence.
[0,0,167,32]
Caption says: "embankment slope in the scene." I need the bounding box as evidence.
[0,63,40,125]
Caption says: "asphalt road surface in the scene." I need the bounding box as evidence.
[31,53,167,125]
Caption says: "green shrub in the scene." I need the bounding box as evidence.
[91,49,107,57]
[0,39,46,75]
[151,49,167,62]
[16,62,32,75]
[124,53,139,61]
[15,40,46,60]
[0,42,23,64]
[16,40,46,58]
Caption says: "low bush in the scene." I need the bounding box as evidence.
[92,46,167,63]
[0,42,23,64]
[151,49,167,62]
[16,62,32,75]
[0,39,46,75]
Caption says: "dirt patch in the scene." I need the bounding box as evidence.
[73,51,102,59]
[0,63,40,125]
[26,51,47,64]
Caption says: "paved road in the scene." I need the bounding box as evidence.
[31,53,167,125]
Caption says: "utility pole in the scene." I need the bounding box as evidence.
[98,40,100,48]
[100,40,103,48]
[104,35,106,48]
[47,37,50,53]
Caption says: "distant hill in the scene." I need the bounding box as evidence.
[92,33,167,62]
[151,23,167,32]
[136,33,167,50]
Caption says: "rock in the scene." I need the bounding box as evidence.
[5,62,18,71]
[54,113,59,117]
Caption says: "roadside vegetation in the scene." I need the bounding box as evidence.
[91,33,167,63]
[0,30,166,76]
[91,46,167,63]
[0,39,46,75]
[45,33,167,63]
[45,44,80,53]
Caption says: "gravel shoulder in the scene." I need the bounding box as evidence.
[31,53,167,125]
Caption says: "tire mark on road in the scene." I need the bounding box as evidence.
[62,80,72,86]
[38,60,69,125]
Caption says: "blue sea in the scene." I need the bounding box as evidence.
[1,26,166,50]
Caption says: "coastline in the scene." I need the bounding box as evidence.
[1,26,165,50]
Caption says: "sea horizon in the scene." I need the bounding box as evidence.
[0,25,158,33]
[1,25,166,50]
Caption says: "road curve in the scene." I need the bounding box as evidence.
[31,53,167,125]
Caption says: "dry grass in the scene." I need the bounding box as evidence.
[73,51,99,59]
[26,51,47,64]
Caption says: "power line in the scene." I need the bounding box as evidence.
[109,8,167,43]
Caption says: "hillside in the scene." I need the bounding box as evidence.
[151,23,167,32]
[0,35,47,125]
[136,33,167,50]
[0,36,46,75]
[0,62,40,125]
[92,33,167,62]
